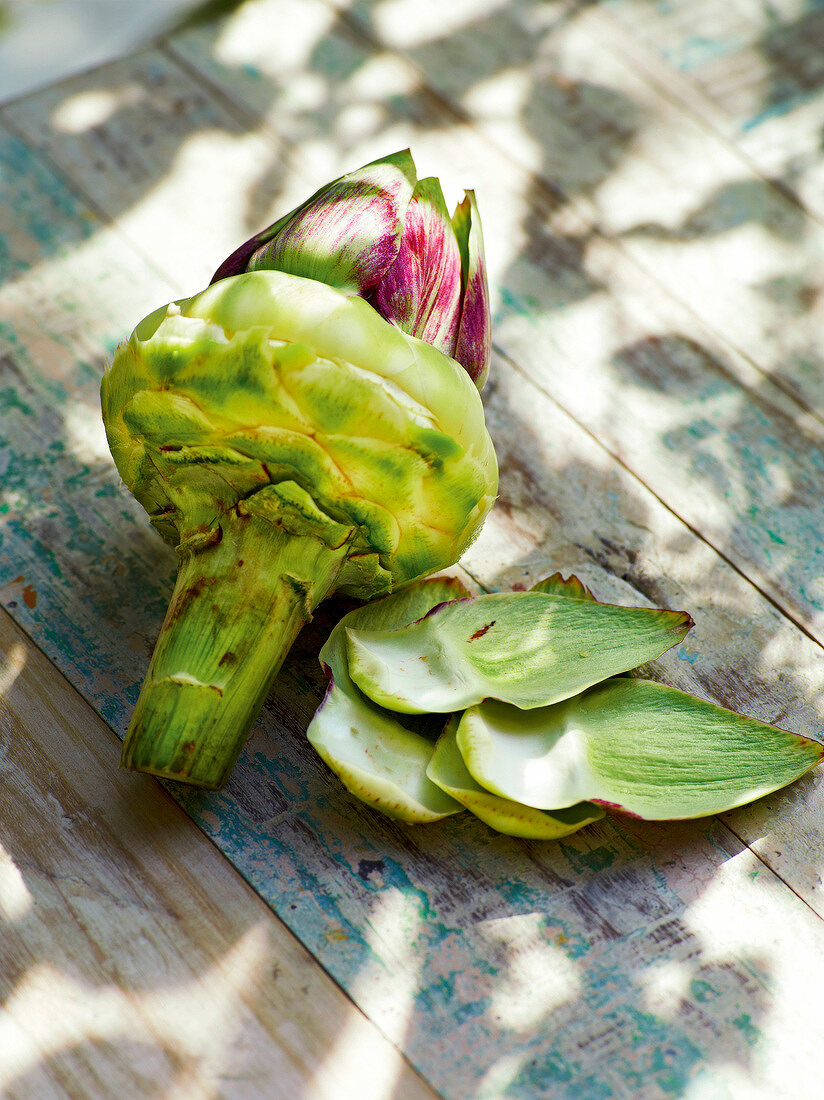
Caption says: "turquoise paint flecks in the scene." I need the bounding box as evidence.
[732,1013,762,1047]
[560,840,618,875]
[496,285,534,318]
[664,35,742,76]
[625,1007,702,1092]
[0,387,34,417]
[414,974,488,1025]
[742,97,811,133]
[690,978,720,1003]
[686,418,718,442]
[506,1050,576,1095]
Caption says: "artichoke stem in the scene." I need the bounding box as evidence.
[121,504,350,789]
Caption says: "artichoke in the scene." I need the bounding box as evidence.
[101,151,498,789]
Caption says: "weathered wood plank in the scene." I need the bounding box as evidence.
[1,48,303,296]
[4,34,824,893]
[0,608,440,1100]
[584,0,824,228]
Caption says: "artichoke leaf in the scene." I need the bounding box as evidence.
[426,716,604,839]
[307,576,469,822]
[451,190,491,390]
[456,679,823,820]
[529,571,597,601]
[346,591,693,714]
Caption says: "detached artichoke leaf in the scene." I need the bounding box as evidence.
[346,591,693,714]
[309,690,460,823]
[426,716,604,839]
[456,679,823,820]
[529,571,597,601]
[307,576,469,822]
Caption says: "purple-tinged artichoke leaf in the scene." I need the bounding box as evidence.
[456,680,823,820]
[427,715,604,839]
[452,190,491,388]
[210,210,293,283]
[372,176,463,357]
[212,149,417,292]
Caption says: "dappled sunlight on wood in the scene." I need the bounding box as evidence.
[4,0,824,1094]
[481,913,582,1030]
[50,85,145,135]
[0,642,25,698]
[0,840,33,923]
[0,926,270,1096]
[0,612,435,1098]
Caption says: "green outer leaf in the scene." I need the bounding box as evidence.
[530,572,596,601]
[180,271,491,457]
[456,679,824,819]
[307,577,469,823]
[426,716,604,839]
[346,591,693,714]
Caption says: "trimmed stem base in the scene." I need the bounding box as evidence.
[121,507,348,788]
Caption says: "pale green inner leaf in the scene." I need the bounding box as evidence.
[307,577,468,823]
[457,679,823,820]
[347,592,692,714]
[427,717,604,839]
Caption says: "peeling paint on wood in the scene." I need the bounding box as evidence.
[4,2,824,1096]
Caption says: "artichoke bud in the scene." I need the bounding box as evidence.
[211,150,492,388]
[102,156,498,789]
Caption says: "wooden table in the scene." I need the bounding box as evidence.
[3,1,824,1096]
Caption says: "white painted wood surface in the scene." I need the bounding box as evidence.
[3,1,824,1096]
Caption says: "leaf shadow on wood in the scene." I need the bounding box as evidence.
[607,331,824,649]
[617,177,808,243]
[757,3,824,118]
[0,639,333,1097]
